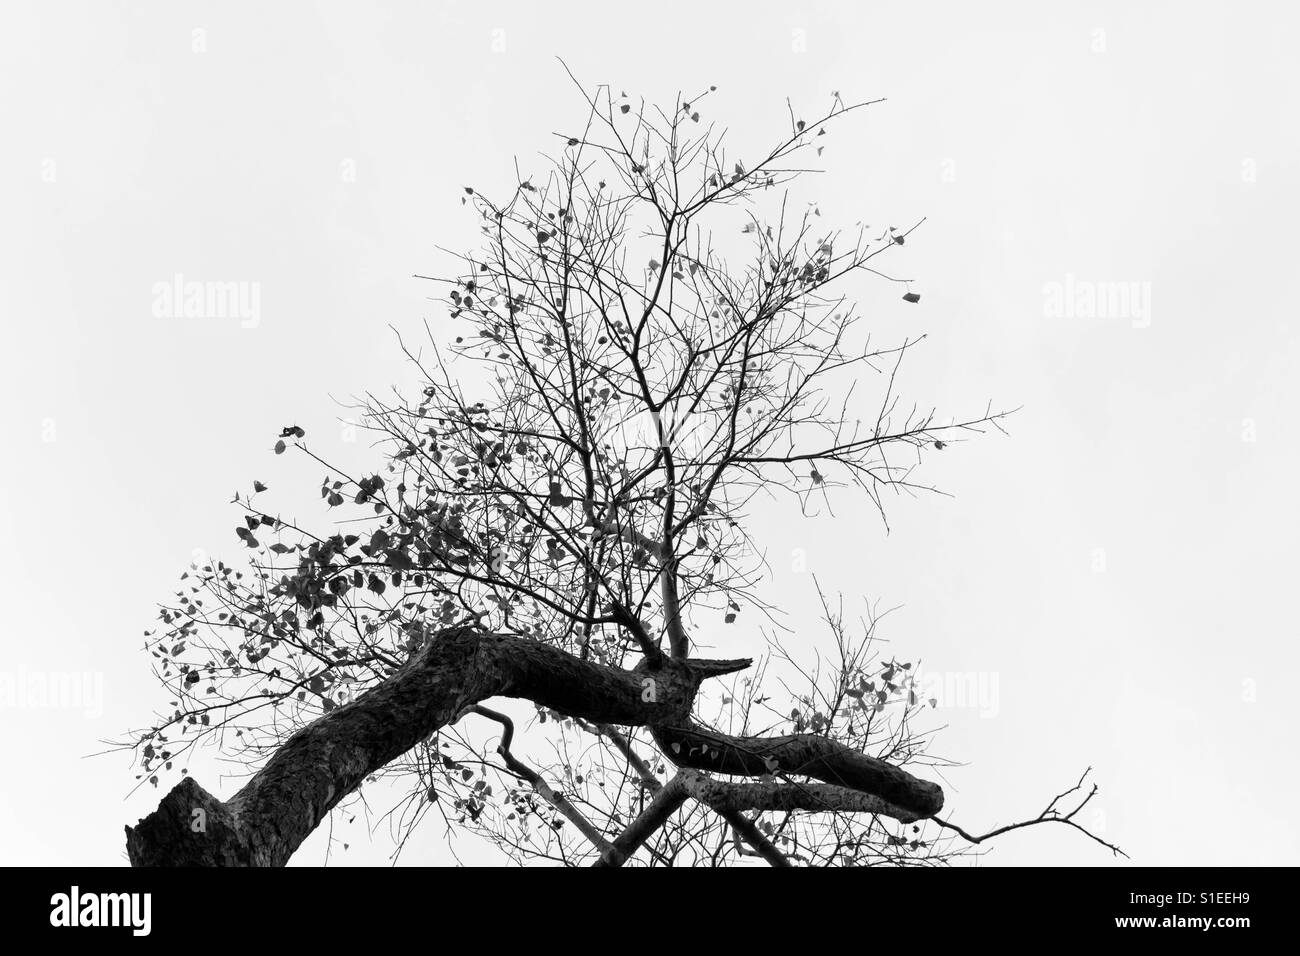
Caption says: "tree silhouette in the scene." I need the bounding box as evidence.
[123,74,1122,867]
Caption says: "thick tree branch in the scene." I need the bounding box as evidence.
[678,770,918,821]
[652,721,943,820]
[127,627,749,866]
[593,773,689,867]
[589,721,790,867]
[128,619,943,865]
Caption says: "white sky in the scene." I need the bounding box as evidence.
[2,0,1297,866]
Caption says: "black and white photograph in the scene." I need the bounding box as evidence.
[0,0,1291,937]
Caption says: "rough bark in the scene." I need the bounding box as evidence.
[593,773,690,867]
[677,770,920,822]
[126,625,941,866]
[651,722,944,818]
[593,722,791,867]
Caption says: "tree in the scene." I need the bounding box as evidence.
[123,75,1122,867]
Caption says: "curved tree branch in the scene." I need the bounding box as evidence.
[125,626,940,866]
[470,705,614,856]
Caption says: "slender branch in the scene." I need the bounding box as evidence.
[469,705,614,856]
[933,768,1127,858]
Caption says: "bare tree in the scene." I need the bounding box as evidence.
[122,74,1122,867]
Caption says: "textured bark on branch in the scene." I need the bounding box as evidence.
[126,626,941,866]
[677,770,919,822]
[591,724,791,867]
[652,722,944,818]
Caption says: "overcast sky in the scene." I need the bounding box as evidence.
[2,0,1297,866]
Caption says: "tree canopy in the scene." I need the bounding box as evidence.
[123,75,1120,867]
